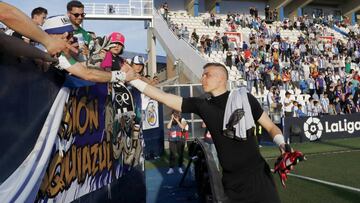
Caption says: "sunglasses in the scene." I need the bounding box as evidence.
[71,13,86,18]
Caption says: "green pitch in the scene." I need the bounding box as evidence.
[261,138,360,203]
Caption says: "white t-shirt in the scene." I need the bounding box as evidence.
[267,92,274,106]
[320,98,329,114]
[308,78,315,89]
[302,64,310,79]
[307,103,314,116]
[284,97,293,112]
[271,41,279,49]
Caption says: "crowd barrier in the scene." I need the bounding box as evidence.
[0,36,146,203]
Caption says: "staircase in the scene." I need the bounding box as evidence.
[151,10,207,83]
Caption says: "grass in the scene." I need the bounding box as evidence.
[261,137,360,203]
[145,149,190,170]
[260,137,360,159]
[274,175,360,203]
[145,138,360,202]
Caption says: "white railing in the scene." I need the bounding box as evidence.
[84,1,153,18]
[152,9,207,83]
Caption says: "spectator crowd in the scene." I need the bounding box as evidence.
[3,1,359,119]
[161,5,360,118]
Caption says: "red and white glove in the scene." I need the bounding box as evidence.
[273,144,306,188]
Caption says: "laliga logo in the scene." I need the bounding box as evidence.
[304,117,360,141]
[303,117,323,141]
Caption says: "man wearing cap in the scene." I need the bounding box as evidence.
[67,0,92,58]
[43,15,135,84]
[0,2,72,55]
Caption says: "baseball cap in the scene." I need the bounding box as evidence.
[132,55,145,65]
[43,15,74,34]
[109,32,125,46]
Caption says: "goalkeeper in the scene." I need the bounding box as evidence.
[125,62,302,202]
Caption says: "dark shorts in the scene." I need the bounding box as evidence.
[222,163,281,203]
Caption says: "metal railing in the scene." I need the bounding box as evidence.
[152,9,207,83]
[84,1,153,18]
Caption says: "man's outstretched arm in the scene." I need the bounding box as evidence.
[0,2,73,55]
[67,62,112,82]
[130,79,183,112]
[59,57,136,84]
[135,79,183,111]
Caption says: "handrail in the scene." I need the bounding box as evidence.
[153,9,183,42]
[152,9,208,83]
[158,10,211,59]
[179,37,205,57]
[83,1,153,18]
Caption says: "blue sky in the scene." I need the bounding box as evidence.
[5,0,165,55]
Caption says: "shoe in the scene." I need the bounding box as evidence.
[166,168,174,174]
[178,168,184,174]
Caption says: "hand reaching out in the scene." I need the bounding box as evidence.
[44,35,78,55]
[122,63,140,82]
[121,62,132,72]
[81,45,90,56]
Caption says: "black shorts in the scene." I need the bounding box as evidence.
[222,163,281,203]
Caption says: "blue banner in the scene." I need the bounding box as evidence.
[37,84,145,202]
